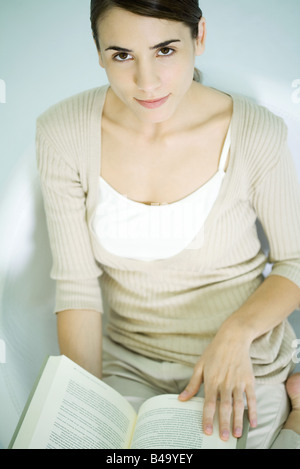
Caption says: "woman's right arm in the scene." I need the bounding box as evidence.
[36,107,105,380]
[57,309,103,379]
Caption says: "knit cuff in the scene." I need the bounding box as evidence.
[54,278,103,314]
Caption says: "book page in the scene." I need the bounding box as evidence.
[130,394,237,449]
[12,356,137,449]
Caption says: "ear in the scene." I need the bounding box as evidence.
[195,17,207,56]
[98,50,105,69]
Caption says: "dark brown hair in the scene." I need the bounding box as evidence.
[91,0,203,51]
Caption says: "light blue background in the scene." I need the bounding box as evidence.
[0,0,103,196]
[0,0,299,197]
[0,1,299,449]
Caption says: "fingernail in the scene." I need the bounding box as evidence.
[221,430,230,440]
[205,424,213,435]
[179,390,189,400]
[234,427,242,437]
[251,419,257,428]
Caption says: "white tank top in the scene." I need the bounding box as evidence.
[92,122,231,261]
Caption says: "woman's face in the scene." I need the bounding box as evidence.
[97,7,206,125]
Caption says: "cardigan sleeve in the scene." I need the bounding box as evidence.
[36,124,104,314]
[252,137,300,293]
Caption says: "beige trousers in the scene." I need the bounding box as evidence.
[102,336,300,449]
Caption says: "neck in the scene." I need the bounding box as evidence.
[107,82,202,142]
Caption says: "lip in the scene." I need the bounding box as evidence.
[135,94,171,109]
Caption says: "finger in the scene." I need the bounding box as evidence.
[245,383,257,429]
[203,389,218,436]
[178,364,203,401]
[233,387,245,438]
[219,389,233,441]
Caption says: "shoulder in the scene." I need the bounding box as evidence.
[205,85,287,139]
[231,92,288,147]
[229,92,289,183]
[36,85,108,176]
[36,85,108,142]
[193,84,233,124]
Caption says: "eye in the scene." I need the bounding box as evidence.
[113,52,133,62]
[157,47,175,57]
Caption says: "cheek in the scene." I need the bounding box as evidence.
[106,65,136,91]
[103,68,130,100]
[161,56,195,87]
[104,69,136,107]
[103,64,122,84]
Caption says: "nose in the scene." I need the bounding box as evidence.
[134,59,161,93]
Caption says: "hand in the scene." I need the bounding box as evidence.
[178,326,257,441]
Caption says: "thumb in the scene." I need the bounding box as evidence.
[178,363,203,401]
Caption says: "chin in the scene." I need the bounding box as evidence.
[132,98,179,124]
[138,111,174,125]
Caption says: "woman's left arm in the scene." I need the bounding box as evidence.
[179,127,300,441]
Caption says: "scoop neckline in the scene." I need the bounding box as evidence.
[88,84,240,266]
[98,86,233,209]
[99,166,226,208]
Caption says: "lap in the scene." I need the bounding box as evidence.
[102,336,293,449]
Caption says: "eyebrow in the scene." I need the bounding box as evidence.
[105,39,181,53]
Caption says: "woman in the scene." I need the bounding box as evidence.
[36,0,300,449]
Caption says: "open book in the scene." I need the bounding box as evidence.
[10,355,248,449]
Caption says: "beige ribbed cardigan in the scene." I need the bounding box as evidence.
[36,85,300,383]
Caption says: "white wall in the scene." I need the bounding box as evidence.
[0,0,107,196]
[198,0,300,175]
